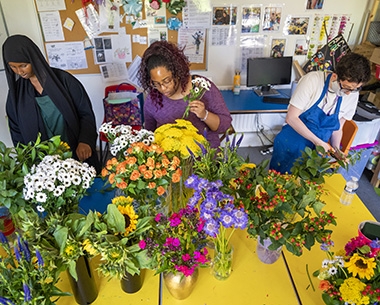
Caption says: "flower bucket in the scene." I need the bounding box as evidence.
[358,221,380,242]
[120,271,143,294]
[0,206,16,240]
[256,237,282,264]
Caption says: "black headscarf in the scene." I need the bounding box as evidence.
[3,35,84,145]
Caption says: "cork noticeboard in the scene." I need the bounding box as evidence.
[38,0,207,74]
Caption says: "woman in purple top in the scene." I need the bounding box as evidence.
[138,40,232,148]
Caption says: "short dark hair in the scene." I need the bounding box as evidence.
[335,52,371,84]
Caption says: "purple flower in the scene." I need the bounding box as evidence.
[35,249,44,267]
[219,210,235,228]
[370,238,380,249]
[203,218,219,237]
[0,232,9,247]
[232,209,248,229]
[23,283,31,302]
[22,240,31,262]
[14,245,21,262]
[0,297,15,305]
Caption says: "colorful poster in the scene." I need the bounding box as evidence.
[283,16,310,35]
[262,6,282,32]
[241,6,261,33]
[270,38,286,57]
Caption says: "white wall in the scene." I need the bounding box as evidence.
[0,0,374,147]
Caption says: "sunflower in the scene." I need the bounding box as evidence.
[112,195,134,207]
[117,204,138,235]
[345,253,377,280]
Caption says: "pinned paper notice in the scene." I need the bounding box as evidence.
[63,17,75,31]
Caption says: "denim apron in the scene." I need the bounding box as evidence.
[269,73,342,173]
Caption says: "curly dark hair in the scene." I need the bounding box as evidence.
[138,41,190,108]
[335,52,371,84]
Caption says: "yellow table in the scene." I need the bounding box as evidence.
[282,174,376,305]
[161,229,300,305]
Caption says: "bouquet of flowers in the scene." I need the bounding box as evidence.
[0,135,71,215]
[182,77,211,118]
[138,205,209,277]
[0,232,70,304]
[82,195,154,278]
[23,155,97,215]
[234,165,337,256]
[101,142,182,204]
[98,123,155,159]
[315,235,380,305]
[154,119,207,159]
[185,174,248,279]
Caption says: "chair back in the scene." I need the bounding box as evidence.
[340,120,358,155]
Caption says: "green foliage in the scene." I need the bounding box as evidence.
[0,233,70,304]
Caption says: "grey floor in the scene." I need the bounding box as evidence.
[237,146,380,221]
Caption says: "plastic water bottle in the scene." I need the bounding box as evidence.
[340,176,359,206]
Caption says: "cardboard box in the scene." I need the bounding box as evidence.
[354,42,377,60]
[370,48,380,66]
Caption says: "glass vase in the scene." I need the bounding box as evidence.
[256,237,282,264]
[212,245,234,281]
[163,268,199,300]
[120,271,143,294]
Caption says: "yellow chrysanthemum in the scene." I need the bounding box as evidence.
[60,141,71,150]
[112,195,134,207]
[345,253,376,280]
[240,163,256,170]
[339,277,369,305]
[117,204,138,235]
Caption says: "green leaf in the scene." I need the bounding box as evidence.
[104,204,125,233]
[53,226,69,253]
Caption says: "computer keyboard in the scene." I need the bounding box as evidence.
[263,96,290,104]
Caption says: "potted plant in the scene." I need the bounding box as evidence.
[234,162,337,262]
[139,205,209,299]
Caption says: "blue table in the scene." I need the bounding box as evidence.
[221,89,290,114]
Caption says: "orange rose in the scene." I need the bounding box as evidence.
[146,157,155,169]
[116,161,128,173]
[116,181,127,189]
[154,169,163,179]
[161,158,170,168]
[108,173,116,184]
[126,156,137,165]
[148,182,156,189]
[101,168,109,177]
[144,170,153,179]
[161,168,168,176]
[138,164,147,173]
[318,280,332,292]
[172,168,182,183]
[172,156,181,167]
[157,186,166,196]
[127,147,133,154]
[130,170,141,181]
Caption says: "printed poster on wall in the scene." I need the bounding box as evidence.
[283,16,310,35]
[262,6,282,32]
[178,28,206,63]
[241,6,261,34]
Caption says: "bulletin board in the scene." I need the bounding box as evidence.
[36,0,206,74]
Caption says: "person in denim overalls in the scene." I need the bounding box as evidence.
[270,53,371,174]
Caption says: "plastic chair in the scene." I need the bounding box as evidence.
[99,83,144,166]
[340,120,358,155]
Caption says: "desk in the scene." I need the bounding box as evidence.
[221,89,290,114]
[282,174,376,305]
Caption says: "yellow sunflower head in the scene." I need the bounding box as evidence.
[112,195,134,207]
[345,253,376,280]
[117,204,138,235]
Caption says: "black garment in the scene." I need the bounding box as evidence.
[3,35,100,173]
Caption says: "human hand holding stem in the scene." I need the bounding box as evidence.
[182,77,211,118]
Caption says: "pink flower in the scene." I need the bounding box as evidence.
[194,250,208,263]
[139,240,146,249]
[182,253,191,261]
[175,265,195,276]
[169,214,181,227]
[155,213,162,222]
[172,237,180,247]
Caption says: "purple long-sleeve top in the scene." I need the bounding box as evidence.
[143,77,232,148]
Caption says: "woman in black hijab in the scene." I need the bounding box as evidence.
[2,34,100,173]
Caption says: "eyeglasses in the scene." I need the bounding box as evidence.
[338,80,361,94]
[151,77,173,89]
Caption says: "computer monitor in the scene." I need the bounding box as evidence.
[246,56,293,96]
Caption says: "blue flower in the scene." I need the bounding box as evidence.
[232,209,248,229]
[13,245,21,262]
[219,210,235,228]
[36,249,44,267]
[22,240,31,262]
[370,238,380,249]
[0,232,9,247]
[23,283,31,302]
[203,218,219,237]
[0,297,15,305]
